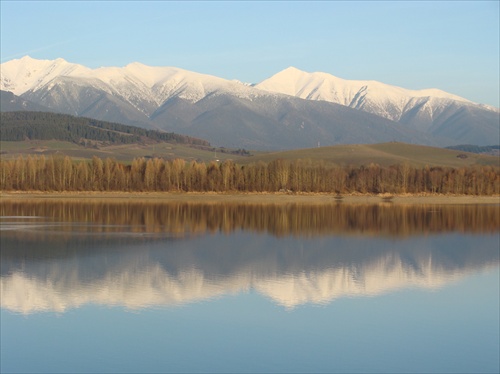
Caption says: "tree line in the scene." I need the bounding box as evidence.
[446,144,500,155]
[1,155,499,195]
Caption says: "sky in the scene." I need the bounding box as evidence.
[1,1,499,107]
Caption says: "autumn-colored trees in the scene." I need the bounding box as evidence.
[0,155,499,195]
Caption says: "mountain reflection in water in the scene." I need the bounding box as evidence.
[1,200,499,314]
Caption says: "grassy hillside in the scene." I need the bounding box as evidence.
[2,141,498,168]
[241,142,499,168]
[0,140,249,163]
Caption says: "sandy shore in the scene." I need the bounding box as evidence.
[1,191,498,205]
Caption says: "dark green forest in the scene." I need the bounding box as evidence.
[0,111,210,146]
[446,144,500,154]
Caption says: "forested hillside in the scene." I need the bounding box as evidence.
[0,111,210,146]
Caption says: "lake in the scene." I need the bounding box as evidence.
[1,199,499,373]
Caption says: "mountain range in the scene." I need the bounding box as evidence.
[1,56,498,150]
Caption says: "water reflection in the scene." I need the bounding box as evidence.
[1,200,498,314]
[1,199,498,238]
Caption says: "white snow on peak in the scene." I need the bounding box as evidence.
[0,57,273,113]
[0,56,92,95]
[231,79,252,86]
[255,67,494,121]
[2,57,496,117]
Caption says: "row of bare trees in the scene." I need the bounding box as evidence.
[1,155,499,195]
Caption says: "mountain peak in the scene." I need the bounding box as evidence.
[1,56,91,96]
[19,55,35,61]
[15,55,67,66]
[275,66,309,78]
[256,66,484,122]
[281,66,304,73]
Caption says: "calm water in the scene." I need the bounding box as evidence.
[1,200,499,373]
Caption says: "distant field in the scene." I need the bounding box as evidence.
[1,140,498,168]
[241,142,500,168]
[0,140,248,163]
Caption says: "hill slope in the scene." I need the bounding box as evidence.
[1,90,49,112]
[243,142,499,168]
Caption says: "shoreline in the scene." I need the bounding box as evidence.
[1,191,499,205]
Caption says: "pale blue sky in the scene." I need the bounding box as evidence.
[1,1,499,107]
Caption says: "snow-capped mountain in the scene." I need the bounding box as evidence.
[257,67,471,111]
[1,56,498,149]
[1,56,259,115]
[256,66,499,130]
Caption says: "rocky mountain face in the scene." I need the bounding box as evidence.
[1,56,498,150]
[0,89,49,112]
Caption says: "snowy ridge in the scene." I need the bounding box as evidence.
[4,57,496,115]
[1,56,92,95]
[0,56,271,114]
[255,66,498,121]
